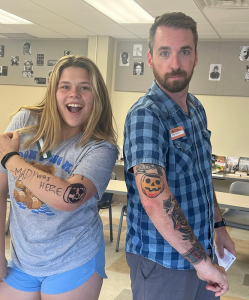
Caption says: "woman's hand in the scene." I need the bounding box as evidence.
[0,255,7,282]
[0,132,20,160]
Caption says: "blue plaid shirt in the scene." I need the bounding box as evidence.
[124,80,214,270]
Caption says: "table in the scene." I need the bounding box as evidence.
[106,180,127,195]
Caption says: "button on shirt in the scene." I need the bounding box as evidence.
[124,80,214,270]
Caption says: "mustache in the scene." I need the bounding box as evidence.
[164,69,187,79]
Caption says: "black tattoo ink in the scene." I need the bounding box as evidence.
[39,182,62,196]
[182,243,207,265]
[63,183,86,204]
[135,164,163,176]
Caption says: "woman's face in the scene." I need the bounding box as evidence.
[56,66,94,139]
[25,61,31,70]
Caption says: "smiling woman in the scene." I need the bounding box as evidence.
[0,55,118,300]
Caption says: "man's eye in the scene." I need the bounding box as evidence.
[161,51,168,57]
[182,50,190,55]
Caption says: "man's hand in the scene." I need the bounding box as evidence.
[0,132,20,160]
[195,258,228,297]
[215,227,236,259]
[0,255,7,282]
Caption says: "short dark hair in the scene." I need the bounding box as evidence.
[148,12,198,55]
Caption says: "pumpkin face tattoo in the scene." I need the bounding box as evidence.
[141,173,164,198]
[63,183,86,204]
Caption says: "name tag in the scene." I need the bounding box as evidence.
[170,126,185,140]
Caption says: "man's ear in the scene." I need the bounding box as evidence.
[147,50,153,69]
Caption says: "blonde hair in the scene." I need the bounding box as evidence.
[13,55,118,155]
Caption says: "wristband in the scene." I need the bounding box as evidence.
[1,151,20,169]
[214,218,226,228]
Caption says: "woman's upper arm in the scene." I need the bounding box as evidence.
[0,172,8,200]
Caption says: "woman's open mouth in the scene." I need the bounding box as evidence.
[66,103,83,113]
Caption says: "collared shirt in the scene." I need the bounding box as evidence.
[124,80,214,270]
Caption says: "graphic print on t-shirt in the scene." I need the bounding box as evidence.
[13,161,55,212]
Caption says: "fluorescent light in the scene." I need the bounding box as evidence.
[0,9,33,24]
[84,0,154,23]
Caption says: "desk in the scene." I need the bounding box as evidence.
[106,180,127,195]
[216,191,249,212]
[106,181,249,212]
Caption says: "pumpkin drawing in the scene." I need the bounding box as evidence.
[141,173,164,198]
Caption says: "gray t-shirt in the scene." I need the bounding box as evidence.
[1,110,117,276]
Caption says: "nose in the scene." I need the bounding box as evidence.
[170,53,180,70]
[69,86,80,98]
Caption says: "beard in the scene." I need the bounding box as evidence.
[152,65,195,93]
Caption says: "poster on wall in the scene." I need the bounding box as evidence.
[239,46,249,61]
[34,77,46,84]
[64,50,70,56]
[133,62,144,75]
[245,65,249,81]
[37,54,44,66]
[11,56,19,66]
[23,42,31,55]
[119,52,129,66]
[22,60,33,78]
[0,66,8,76]
[0,45,4,57]
[47,60,58,66]
[209,64,222,81]
[133,44,142,59]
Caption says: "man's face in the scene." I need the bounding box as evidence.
[214,67,218,72]
[147,26,198,94]
[135,65,142,75]
[121,53,128,64]
[241,46,249,60]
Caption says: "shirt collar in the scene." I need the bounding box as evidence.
[149,80,198,116]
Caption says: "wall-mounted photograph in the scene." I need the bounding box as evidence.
[23,42,31,55]
[34,77,46,84]
[239,46,249,61]
[209,64,222,81]
[245,65,249,81]
[37,54,44,66]
[64,50,70,56]
[133,44,142,59]
[0,66,8,76]
[0,45,4,57]
[133,62,144,75]
[47,60,58,66]
[11,56,19,66]
[119,51,129,66]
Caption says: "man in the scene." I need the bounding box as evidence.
[239,46,249,61]
[210,65,220,79]
[134,63,143,75]
[120,52,129,65]
[123,12,236,300]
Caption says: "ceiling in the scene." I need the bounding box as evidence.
[0,0,249,40]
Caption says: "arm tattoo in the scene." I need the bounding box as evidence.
[63,183,86,204]
[141,172,164,198]
[213,194,219,208]
[163,195,207,264]
[135,164,163,176]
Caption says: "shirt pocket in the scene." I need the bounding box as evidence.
[173,138,193,174]
[201,129,212,162]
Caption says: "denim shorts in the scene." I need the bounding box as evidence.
[3,237,107,295]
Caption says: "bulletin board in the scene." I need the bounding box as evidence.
[114,40,249,97]
[0,39,88,86]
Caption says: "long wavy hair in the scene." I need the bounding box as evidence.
[13,55,118,155]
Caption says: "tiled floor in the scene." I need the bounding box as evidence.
[5,201,249,300]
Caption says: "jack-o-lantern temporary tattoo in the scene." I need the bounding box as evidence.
[141,173,164,198]
[63,183,86,204]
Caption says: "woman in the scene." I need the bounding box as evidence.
[0,55,118,299]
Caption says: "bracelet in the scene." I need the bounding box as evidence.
[1,151,20,169]
[214,218,226,228]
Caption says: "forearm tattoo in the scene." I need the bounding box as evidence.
[63,183,86,204]
[135,164,163,176]
[163,195,207,264]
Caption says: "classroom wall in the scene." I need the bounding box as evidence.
[111,90,249,158]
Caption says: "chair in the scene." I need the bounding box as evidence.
[98,172,116,242]
[222,181,249,230]
[115,205,127,252]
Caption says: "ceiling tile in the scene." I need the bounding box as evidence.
[203,8,249,23]
[214,22,249,34]
[135,0,200,11]
[30,0,96,12]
